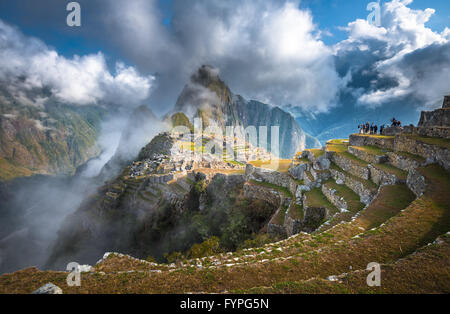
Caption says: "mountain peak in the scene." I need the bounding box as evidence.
[191,65,221,87]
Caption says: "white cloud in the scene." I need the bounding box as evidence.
[106,0,341,113]
[336,0,449,108]
[0,19,154,107]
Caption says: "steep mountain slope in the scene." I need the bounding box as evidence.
[0,100,105,181]
[173,65,319,158]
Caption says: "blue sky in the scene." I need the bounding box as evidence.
[0,0,448,59]
[0,0,449,138]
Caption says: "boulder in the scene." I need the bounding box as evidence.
[289,163,308,180]
[313,155,331,171]
[32,283,63,294]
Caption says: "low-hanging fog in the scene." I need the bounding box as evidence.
[0,112,164,274]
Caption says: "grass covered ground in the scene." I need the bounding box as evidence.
[249,159,292,173]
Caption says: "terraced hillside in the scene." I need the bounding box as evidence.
[1,99,449,294]
[1,130,449,294]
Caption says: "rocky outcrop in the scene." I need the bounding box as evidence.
[289,163,310,180]
[173,65,319,159]
[349,134,395,150]
[313,154,331,170]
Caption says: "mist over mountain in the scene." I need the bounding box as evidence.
[98,106,165,181]
[173,65,320,158]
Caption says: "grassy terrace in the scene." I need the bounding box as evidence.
[249,159,292,173]
[351,133,395,140]
[371,163,408,180]
[1,161,448,294]
[323,179,365,213]
[236,235,450,294]
[249,180,293,198]
[326,140,369,167]
[305,149,324,158]
[329,162,378,192]
[304,188,338,213]
[5,164,447,293]
[395,151,426,163]
[403,134,450,150]
[271,207,287,226]
[351,145,391,155]
[288,203,304,221]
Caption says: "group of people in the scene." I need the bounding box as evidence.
[357,118,402,135]
[390,118,402,127]
[358,122,381,134]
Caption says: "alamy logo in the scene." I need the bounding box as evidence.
[367,1,381,27]
[66,262,81,287]
[366,262,381,287]
[67,2,81,27]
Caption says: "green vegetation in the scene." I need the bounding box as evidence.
[395,151,426,163]
[271,208,286,226]
[329,162,378,191]
[0,158,34,181]
[304,188,338,212]
[323,180,365,213]
[352,133,395,140]
[288,203,304,220]
[250,180,293,198]
[305,149,324,158]
[249,159,292,173]
[403,134,450,150]
[170,112,194,131]
[0,103,104,180]
[372,163,408,180]
[353,145,391,155]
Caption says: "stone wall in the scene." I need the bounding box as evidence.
[386,152,421,171]
[368,164,403,186]
[301,196,329,233]
[395,135,450,171]
[330,152,370,180]
[443,96,450,109]
[407,169,427,198]
[321,184,347,210]
[243,182,282,208]
[329,168,376,205]
[348,146,388,164]
[416,126,450,139]
[349,134,395,150]
[418,108,450,127]
[284,204,303,237]
[245,164,298,196]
